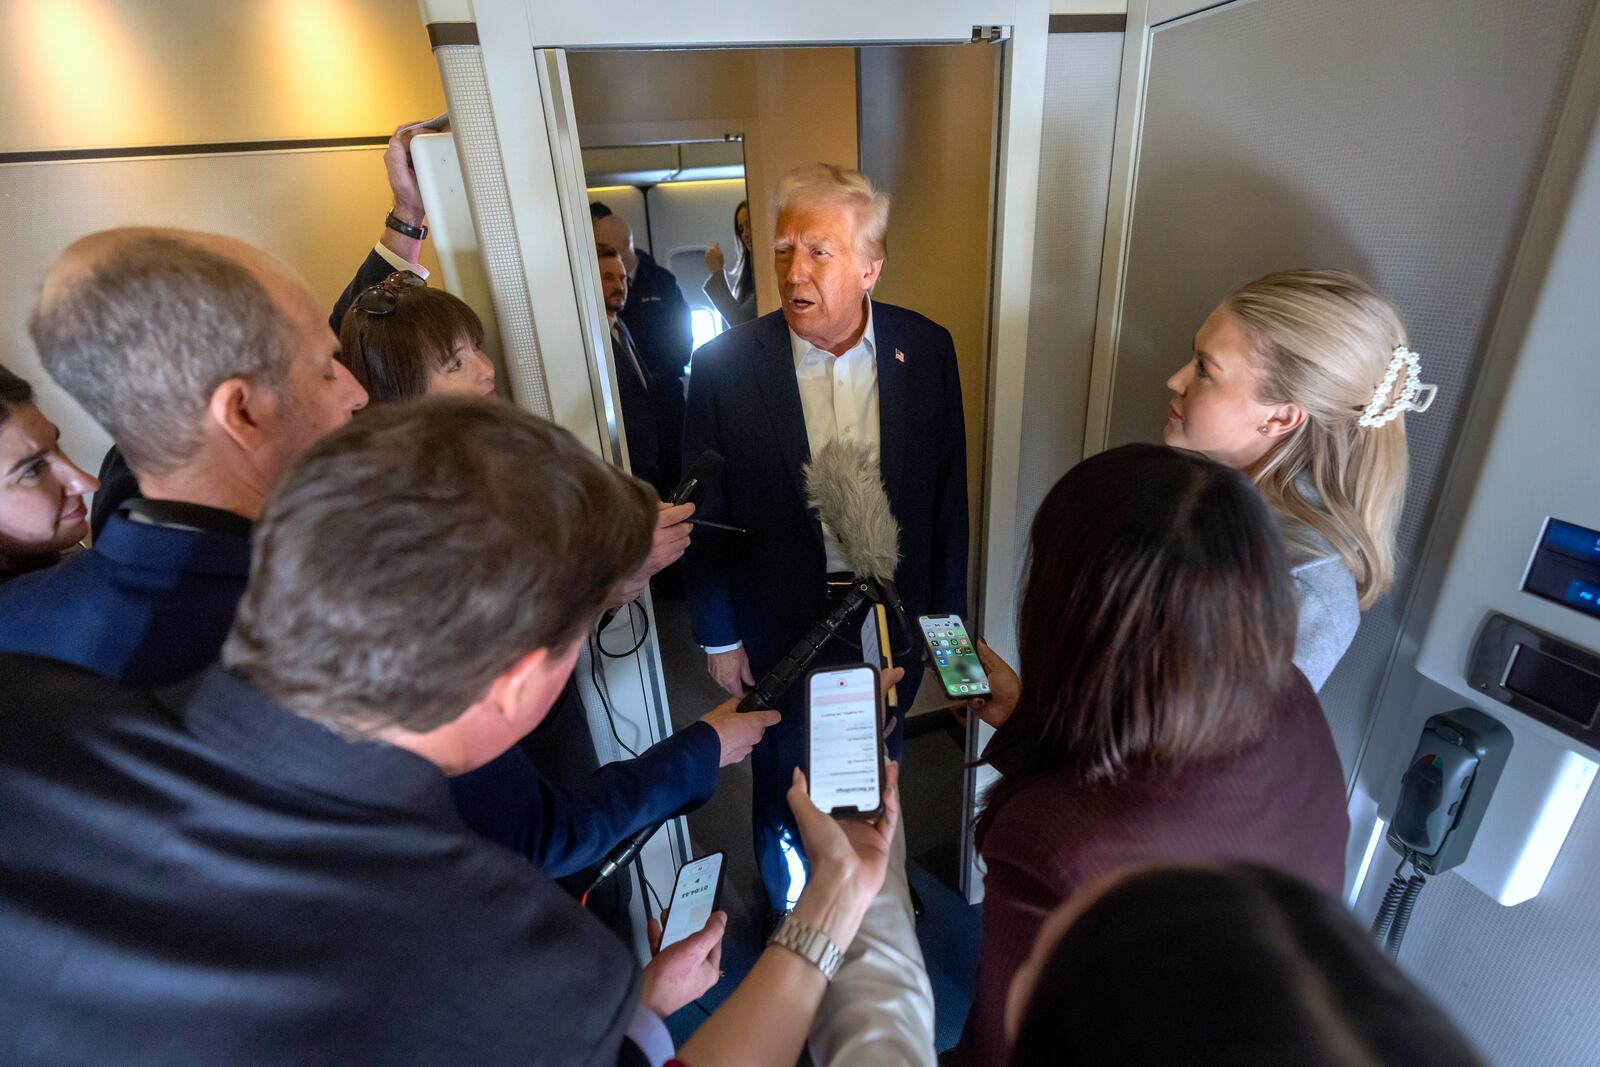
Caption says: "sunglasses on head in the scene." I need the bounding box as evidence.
[354,270,426,316]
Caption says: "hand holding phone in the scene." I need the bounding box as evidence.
[918,615,991,701]
[805,664,885,819]
[658,852,726,951]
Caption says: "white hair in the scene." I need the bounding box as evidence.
[772,163,891,260]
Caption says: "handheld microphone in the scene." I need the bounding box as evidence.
[581,823,658,907]
[670,450,724,506]
[738,439,906,712]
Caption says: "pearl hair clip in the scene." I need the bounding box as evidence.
[1359,346,1437,428]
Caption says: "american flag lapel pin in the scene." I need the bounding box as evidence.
[895,348,906,364]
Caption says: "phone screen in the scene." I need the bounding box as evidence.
[659,853,724,950]
[807,665,883,815]
[919,615,990,699]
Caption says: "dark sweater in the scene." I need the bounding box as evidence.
[0,656,642,1066]
[955,672,1348,1066]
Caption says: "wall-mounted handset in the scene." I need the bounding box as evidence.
[1373,707,1513,959]
[1387,708,1513,874]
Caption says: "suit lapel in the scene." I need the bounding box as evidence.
[751,314,811,508]
[873,303,907,509]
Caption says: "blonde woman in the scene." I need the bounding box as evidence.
[1162,269,1435,689]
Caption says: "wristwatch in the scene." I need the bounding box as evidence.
[384,211,427,240]
[770,916,844,981]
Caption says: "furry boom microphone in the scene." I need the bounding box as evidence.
[737,439,909,713]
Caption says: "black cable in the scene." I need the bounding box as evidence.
[636,856,666,916]
[1386,871,1427,960]
[588,633,639,759]
[597,598,651,658]
[1369,854,1411,946]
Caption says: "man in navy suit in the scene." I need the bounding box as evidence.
[592,202,693,489]
[684,163,969,912]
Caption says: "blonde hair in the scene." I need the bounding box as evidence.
[1225,269,1413,610]
[772,163,891,260]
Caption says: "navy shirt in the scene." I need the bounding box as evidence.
[0,508,251,687]
[0,655,642,1066]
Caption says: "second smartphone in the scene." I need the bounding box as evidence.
[918,614,991,700]
[805,663,885,820]
[658,852,726,951]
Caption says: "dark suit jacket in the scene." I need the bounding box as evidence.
[453,719,719,878]
[88,248,400,539]
[0,655,644,1067]
[681,304,969,682]
[0,513,251,688]
[622,250,693,486]
[954,672,1349,1066]
[612,320,662,494]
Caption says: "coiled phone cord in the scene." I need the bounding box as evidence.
[1370,852,1427,960]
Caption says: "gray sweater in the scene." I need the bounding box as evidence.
[1290,546,1360,691]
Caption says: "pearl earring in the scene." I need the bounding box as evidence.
[1257,425,1270,435]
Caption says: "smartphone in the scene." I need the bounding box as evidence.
[805,663,885,819]
[918,614,991,700]
[658,852,726,951]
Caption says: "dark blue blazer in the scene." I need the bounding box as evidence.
[682,303,969,679]
[0,514,251,688]
[0,655,642,1067]
[452,719,719,878]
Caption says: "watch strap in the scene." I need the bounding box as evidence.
[384,211,427,240]
[770,916,843,981]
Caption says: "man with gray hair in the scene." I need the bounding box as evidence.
[0,228,368,685]
[682,163,969,916]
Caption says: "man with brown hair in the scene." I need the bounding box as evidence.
[0,399,721,1064]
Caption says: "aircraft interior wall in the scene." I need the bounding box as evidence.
[0,0,445,491]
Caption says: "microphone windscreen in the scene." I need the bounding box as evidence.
[804,439,900,582]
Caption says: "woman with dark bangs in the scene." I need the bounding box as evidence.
[336,271,497,403]
[953,443,1348,1065]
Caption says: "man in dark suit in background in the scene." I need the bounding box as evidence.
[683,163,969,915]
[592,202,693,489]
[596,243,662,494]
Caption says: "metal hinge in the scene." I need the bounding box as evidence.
[971,25,1010,42]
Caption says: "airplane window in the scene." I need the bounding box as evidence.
[691,307,723,351]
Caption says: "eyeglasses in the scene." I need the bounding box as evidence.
[354,270,426,316]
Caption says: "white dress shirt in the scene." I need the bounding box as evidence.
[702,304,881,655]
[793,308,881,574]
[372,241,429,280]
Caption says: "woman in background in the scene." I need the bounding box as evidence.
[954,443,1348,1065]
[703,199,757,328]
[1005,864,1485,1067]
[0,364,98,584]
[336,271,497,402]
[1161,269,1434,689]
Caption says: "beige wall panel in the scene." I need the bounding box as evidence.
[858,44,998,582]
[0,0,443,154]
[567,47,858,318]
[1,147,442,481]
[567,50,758,127]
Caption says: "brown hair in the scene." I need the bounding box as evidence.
[1011,865,1486,1066]
[977,444,1297,846]
[1226,269,1413,608]
[336,276,484,404]
[0,364,34,424]
[223,396,656,736]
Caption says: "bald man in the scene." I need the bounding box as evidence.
[0,228,368,686]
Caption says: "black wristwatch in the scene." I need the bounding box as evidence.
[385,211,427,240]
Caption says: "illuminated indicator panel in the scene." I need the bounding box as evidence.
[1524,518,1600,621]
